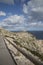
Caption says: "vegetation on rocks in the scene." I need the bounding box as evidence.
[0,28,43,65]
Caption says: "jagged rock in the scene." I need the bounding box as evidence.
[0,28,43,65]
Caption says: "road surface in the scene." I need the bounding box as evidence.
[0,34,16,65]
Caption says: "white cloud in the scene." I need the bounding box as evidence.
[22,0,43,31]
[23,0,43,21]
[0,0,14,5]
[29,21,43,26]
[3,15,25,23]
[23,4,28,14]
[0,14,43,31]
[0,11,6,16]
[1,0,43,31]
[29,22,37,26]
[32,7,43,12]
[0,15,26,31]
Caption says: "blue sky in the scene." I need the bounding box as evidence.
[0,0,43,31]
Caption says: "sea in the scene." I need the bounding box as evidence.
[28,31,43,40]
[12,31,43,40]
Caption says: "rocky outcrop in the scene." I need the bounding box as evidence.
[0,28,43,65]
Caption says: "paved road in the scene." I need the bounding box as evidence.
[0,35,16,65]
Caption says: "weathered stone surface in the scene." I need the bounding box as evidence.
[0,28,43,65]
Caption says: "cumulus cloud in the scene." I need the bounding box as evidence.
[23,4,28,14]
[0,15,27,31]
[3,15,25,23]
[1,0,43,31]
[0,0,14,5]
[0,14,43,31]
[0,11,6,16]
[22,0,43,30]
[23,0,43,21]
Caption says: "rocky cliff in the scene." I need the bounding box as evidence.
[0,28,43,65]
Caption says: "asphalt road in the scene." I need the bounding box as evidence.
[0,35,16,65]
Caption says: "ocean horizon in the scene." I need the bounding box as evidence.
[11,31,43,40]
[28,31,43,40]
